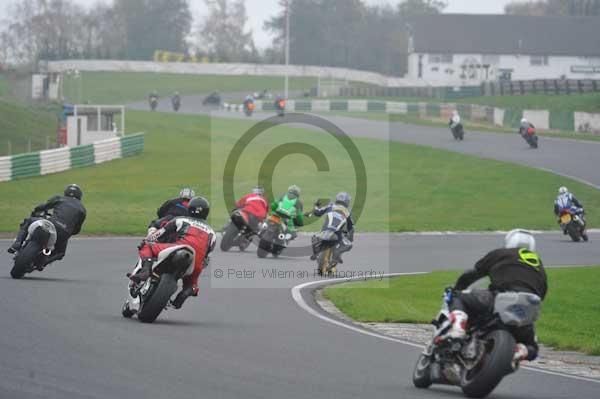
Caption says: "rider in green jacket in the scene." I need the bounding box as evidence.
[271,185,304,238]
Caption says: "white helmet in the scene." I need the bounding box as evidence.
[558,186,568,194]
[179,187,196,200]
[520,118,528,124]
[504,229,536,251]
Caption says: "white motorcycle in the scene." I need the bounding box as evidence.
[122,244,195,323]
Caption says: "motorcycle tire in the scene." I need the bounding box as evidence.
[460,329,515,398]
[319,248,332,276]
[137,274,178,323]
[122,301,135,318]
[220,223,238,252]
[567,223,581,242]
[412,352,433,389]
[10,241,41,279]
[257,239,270,258]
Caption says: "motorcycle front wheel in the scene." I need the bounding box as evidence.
[10,241,41,279]
[412,352,433,389]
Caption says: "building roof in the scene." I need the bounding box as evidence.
[408,14,600,56]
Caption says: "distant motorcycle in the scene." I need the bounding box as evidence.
[203,92,222,106]
[172,96,181,112]
[243,100,255,117]
[256,214,291,258]
[9,211,57,279]
[520,126,538,148]
[450,122,465,141]
[149,96,158,111]
[558,207,588,242]
[275,98,286,117]
[122,244,195,323]
[220,209,258,252]
[413,288,541,398]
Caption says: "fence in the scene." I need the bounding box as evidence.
[0,133,144,182]
[222,100,600,134]
[485,79,600,96]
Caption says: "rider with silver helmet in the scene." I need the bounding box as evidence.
[7,184,87,267]
[148,187,196,233]
[271,185,304,239]
[444,229,547,364]
[310,192,355,264]
[554,186,587,239]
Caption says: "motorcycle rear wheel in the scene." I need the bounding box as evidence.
[10,241,41,279]
[220,223,238,252]
[137,274,178,323]
[460,330,515,398]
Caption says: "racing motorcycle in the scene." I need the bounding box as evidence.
[558,207,588,242]
[9,212,57,279]
[520,126,538,149]
[203,92,222,106]
[312,230,340,277]
[244,100,256,117]
[275,98,286,117]
[256,214,291,258]
[220,209,259,252]
[450,122,465,141]
[172,96,181,112]
[413,288,541,398]
[122,244,195,323]
[149,96,158,111]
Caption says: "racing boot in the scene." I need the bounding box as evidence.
[512,343,529,370]
[7,226,28,254]
[445,310,468,340]
[171,286,199,309]
[128,258,154,284]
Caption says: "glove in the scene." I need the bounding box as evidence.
[146,227,158,238]
[512,343,529,369]
[146,228,165,243]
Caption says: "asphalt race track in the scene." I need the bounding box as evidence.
[2,101,599,398]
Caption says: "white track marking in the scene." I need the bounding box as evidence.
[291,273,600,385]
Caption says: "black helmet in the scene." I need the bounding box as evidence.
[64,184,83,200]
[188,196,210,220]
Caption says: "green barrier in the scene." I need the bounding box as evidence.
[262,102,275,111]
[11,153,40,179]
[549,110,575,131]
[457,104,472,120]
[426,103,441,118]
[368,101,386,112]
[330,101,348,111]
[70,144,95,168]
[503,108,523,129]
[294,101,312,112]
[407,103,419,116]
[121,134,145,157]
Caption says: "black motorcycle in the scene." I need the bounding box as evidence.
[450,122,465,141]
[257,214,290,258]
[122,244,195,323]
[10,212,58,279]
[149,96,158,111]
[413,288,541,398]
[520,126,538,149]
[172,96,181,112]
[221,209,258,252]
[203,92,222,106]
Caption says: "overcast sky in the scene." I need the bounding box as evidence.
[1,0,514,48]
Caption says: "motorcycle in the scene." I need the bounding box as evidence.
[256,214,291,258]
[122,244,195,323]
[413,288,541,398]
[244,101,255,117]
[149,96,158,111]
[220,209,259,252]
[558,207,588,242]
[203,92,222,106]
[312,230,340,277]
[450,122,465,141]
[10,212,57,279]
[520,126,538,149]
[172,96,181,112]
[275,98,286,117]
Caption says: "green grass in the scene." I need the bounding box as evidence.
[1,110,600,234]
[330,92,600,113]
[62,72,317,104]
[323,267,600,355]
[0,100,60,155]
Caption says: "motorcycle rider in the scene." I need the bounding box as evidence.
[519,117,535,136]
[7,184,87,267]
[449,110,461,129]
[129,196,216,309]
[235,186,269,233]
[271,185,304,239]
[172,91,181,110]
[444,229,547,364]
[554,186,587,240]
[147,187,196,240]
[310,192,355,264]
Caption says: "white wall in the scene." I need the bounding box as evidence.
[408,53,600,82]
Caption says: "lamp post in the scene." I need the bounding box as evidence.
[284,0,290,99]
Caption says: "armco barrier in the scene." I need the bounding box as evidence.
[0,134,144,182]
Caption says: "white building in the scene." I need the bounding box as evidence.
[405,14,600,84]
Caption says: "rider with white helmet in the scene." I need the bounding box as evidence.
[554,186,587,240]
[443,229,547,365]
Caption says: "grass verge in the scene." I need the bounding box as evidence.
[62,72,317,104]
[1,111,599,234]
[323,266,600,355]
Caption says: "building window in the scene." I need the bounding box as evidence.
[530,55,549,66]
[428,54,453,64]
[482,55,500,65]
